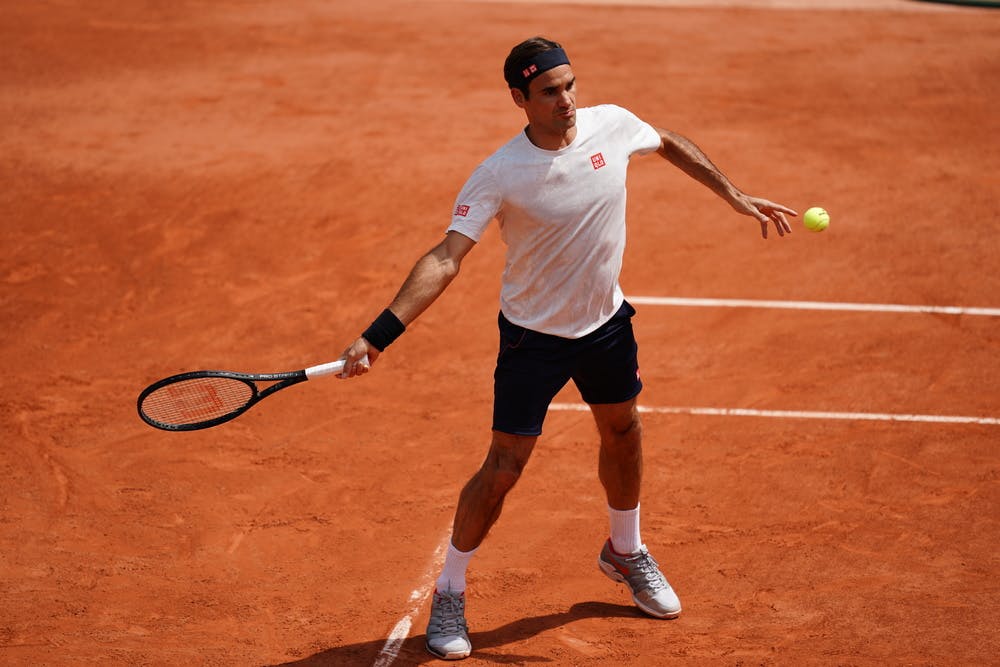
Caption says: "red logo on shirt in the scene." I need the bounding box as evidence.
[454,204,470,217]
[591,153,606,170]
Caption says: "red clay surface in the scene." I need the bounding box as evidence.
[2,1,999,665]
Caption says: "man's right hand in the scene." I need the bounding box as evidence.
[338,337,379,378]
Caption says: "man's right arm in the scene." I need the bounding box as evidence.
[338,230,477,377]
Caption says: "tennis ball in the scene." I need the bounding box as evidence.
[803,206,830,232]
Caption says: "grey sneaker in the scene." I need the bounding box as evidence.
[598,539,682,618]
[425,589,471,660]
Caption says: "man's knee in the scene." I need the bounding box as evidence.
[479,433,536,495]
[609,412,642,439]
[595,403,642,443]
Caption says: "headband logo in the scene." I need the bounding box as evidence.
[522,64,538,79]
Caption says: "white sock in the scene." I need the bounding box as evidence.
[435,541,477,594]
[608,503,641,554]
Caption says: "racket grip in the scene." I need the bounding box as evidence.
[305,355,369,379]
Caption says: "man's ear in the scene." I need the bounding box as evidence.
[510,87,526,108]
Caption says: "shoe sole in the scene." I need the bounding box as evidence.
[598,558,682,619]
[425,640,471,660]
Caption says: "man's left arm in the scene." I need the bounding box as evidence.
[654,126,797,239]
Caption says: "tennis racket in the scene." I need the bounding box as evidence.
[137,357,364,431]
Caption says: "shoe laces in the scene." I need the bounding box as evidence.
[626,550,668,593]
[431,592,467,634]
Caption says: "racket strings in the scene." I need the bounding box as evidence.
[141,376,255,426]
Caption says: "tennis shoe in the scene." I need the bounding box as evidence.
[598,539,681,618]
[425,588,471,660]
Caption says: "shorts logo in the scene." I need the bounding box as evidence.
[454,204,470,217]
[591,153,606,170]
[522,64,538,78]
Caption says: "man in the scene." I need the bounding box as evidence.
[338,37,795,661]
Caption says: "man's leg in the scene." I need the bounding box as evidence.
[592,398,644,555]
[591,397,643,511]
[427,431,537,661]
[436,430,538,593]
[429,309,570,660]
[591,398,681,619]
[452,431,538,551]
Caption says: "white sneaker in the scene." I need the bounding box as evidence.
[425,589,471,660]
[598,539,682,618]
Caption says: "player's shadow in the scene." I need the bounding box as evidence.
[270,600,641,666]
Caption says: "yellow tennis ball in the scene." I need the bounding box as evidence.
[803,206,830,232]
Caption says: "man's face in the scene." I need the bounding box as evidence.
[512,64,577,136]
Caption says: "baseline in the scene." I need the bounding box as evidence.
[550,402,1000,426]
[627,295,1000,317]
[465,0,961,11]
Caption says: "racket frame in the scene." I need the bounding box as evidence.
[137,359,351,432]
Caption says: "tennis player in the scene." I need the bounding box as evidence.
[339,37,795,660]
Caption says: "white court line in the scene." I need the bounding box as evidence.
[470,0,960,11]
[373,538,450,667]
[550,402,1000,425]
[627,295,1000,317]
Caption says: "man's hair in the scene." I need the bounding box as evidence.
[504,36,564,99]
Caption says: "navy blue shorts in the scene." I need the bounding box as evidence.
[492,301,642,436]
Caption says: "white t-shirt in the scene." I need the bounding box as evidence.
[448,104,661,338]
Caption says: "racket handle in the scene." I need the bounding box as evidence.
[304,355,369,379]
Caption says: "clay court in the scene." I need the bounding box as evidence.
[2,0,999,664]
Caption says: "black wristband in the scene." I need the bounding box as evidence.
[362,308,406,351]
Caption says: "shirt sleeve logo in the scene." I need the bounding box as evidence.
[454,204,470,217]
[590,153,606,170]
